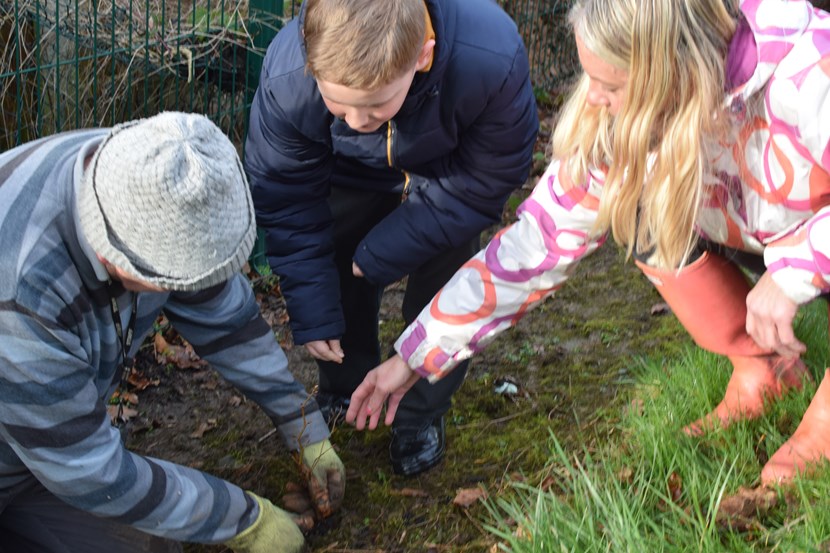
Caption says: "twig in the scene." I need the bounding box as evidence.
[257,427,276,443]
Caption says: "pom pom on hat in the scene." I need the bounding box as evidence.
[78,112,256,291]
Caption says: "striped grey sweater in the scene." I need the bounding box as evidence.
[0,130,329,543]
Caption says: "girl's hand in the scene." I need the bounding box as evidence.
[746,271,805,358]
[346,355,420,430]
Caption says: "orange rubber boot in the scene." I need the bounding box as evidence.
[636,252,809,435]
[761,369,830,486]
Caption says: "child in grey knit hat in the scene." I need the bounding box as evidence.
[78,111,256,290]
[0,111,343,553]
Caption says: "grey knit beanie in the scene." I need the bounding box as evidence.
[78,112,256,291]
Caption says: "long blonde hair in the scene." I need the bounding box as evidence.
[554,0,737,269]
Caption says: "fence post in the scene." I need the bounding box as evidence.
[244,0,283,275]
[245,0,282,116]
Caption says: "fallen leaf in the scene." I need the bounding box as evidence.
[626,398,645,417]
[715,486,777,531]
[514,523,532,541]
[228,395,243,407]
[123,392,139,405]
[107,404,139,425]
[190,419,218,438]
[126,367,160,391]
[111,390,140,406]
[453,486,487,508]
[617,465,634,485]
[666,471,683,503]
[153,333,207,369]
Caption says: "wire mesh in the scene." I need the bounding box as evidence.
[501,0,578,93]
[0,0,579,152]
[0,0,286,151]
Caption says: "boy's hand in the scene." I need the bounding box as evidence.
[352,262,364,277]
[304,339,344,363]
[346,355,420,430]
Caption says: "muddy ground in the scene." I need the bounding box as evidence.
[128,114,691,551]
[128,233,686,552]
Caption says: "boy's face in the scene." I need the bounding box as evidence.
[317,69,417,133]
[316,39,436,133]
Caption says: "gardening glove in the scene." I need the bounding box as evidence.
[300,439,345,518]
[224,492,305,553]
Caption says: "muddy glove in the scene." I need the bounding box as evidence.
[224,492,304,553]
[300,439,345,518]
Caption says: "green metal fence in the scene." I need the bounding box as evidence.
[0,0,577,152]
[0,0,285,150]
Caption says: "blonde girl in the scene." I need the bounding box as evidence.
[348,0,830,486]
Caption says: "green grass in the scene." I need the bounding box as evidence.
[485,299,830,552]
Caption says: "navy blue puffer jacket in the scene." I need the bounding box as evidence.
[245,0,539,344]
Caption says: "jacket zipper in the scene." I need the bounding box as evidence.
[387,120,411,198]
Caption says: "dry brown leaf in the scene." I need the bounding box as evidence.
[715,486,777,531]
[666,471,683,503]
[539,475,556,491]
[514,523,532,541]
[228,395,243,407]
[111,390,140,406]
[453,486,487,508]
[154,333,208,369]
[626,398,645,417]
[126,368,160,391]
[122,391,140,405]
[617,465,634,485]
[107,404,139,425]
[189,419,218,439]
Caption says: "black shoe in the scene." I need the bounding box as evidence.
[389,417,445,476]
[315,392,351,428]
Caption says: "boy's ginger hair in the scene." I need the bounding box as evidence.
[304,0,426,90]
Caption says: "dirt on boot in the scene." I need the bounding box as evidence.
[762,369,830,485]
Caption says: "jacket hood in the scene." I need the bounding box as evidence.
[733,0,815,99]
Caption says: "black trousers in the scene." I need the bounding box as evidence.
[317,186,480,422]
[635,240,767,276]
[0,477,182,553]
